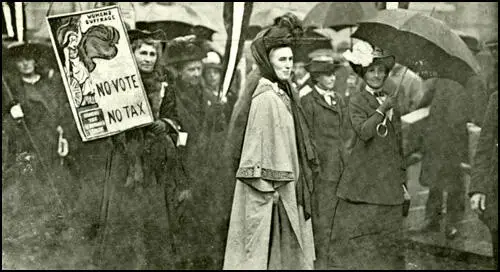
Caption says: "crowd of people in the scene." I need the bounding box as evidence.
[2,9,498,270]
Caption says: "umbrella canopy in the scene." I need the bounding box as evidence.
[245,7,305,40]
[352,8,481,86]
[303,2,378,31]
[296,27,335,58]
[134,2,219,41]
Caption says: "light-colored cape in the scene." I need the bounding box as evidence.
[223,78,315,270]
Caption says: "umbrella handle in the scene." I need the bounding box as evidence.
[375,66,408,138]
[376,117,388,138]
[392,66,409,98]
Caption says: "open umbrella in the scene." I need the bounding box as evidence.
[299,27,336,52]
[303,2,378,31]
[134,2,219,41]
[245,7,305,40]
[303,2,378,51]
[352,8,481,86]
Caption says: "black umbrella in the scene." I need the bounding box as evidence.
[352,9,481,86]
[303,2,378,31]
[134,3,218,41]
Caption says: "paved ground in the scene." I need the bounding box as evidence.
[403,159,495,269]
[2,154,495,270]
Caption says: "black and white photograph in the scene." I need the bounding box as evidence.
[1,2,498,270]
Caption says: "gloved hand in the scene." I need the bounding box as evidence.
[470,193,486,214]
[178,189,192,203]
[10,104,24,120]
[150,120,167,134]
[377,94,396,113]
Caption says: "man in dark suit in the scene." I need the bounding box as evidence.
[328,40,408,269]
[300,55,349,270]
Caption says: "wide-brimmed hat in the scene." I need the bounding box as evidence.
[6,41,52,61]
[202,51,222,70]
[306,55,343,74]
[128,29,167,43]
[343,40,395,78]
[164,35,205,65]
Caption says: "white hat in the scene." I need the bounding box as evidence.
[203,51,222,68]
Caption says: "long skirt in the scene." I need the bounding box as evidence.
[328,198,405,270]
[312,177,340,269]
[223,180,315,270]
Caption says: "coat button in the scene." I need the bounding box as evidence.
[254,164,261,176]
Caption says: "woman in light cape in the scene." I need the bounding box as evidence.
[223,14,319,270]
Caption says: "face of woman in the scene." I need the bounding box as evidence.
[180,60,203,86]
[68,34,79,49]
[292,62,307,81]
[363,63,387,89]
[269,47,293,81]
[15,58,36,75]
[204,67,221,88]
[316,72,336,90]
[134,43,157,73]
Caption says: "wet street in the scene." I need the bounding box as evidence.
[2,158,496,270]
[402,160,495,270]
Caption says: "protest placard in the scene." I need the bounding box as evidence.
[46,6,154,142]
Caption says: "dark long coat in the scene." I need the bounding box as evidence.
[419,78,470,188]
[470,91,498,231]
[2,73,63,175]
[337,89,406,204]
[329,88,406,270]
[159,79,228,269]
[300,87,348,269]
[100,69,182,270]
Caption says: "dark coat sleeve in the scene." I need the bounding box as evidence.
[158,84,181,132]
[299,93,315,133]
[348,95,385,141]
[470,91,498,196]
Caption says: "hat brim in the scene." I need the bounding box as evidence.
[203,63,222,70]
[349,55,395,78]
[128,29,167,42]
[166,52,206,65]
[6,43,52,61]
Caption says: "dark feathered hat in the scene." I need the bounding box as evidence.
[258,12,304,53]
[164,35,205,65]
